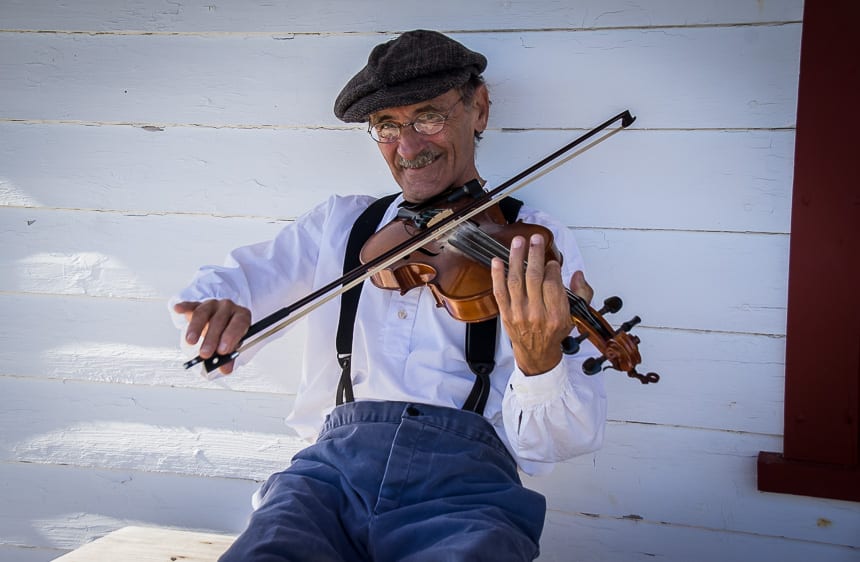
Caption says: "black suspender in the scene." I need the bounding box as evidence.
[335,193,524,415]
[460,318,498,414]
[336,193,398,405]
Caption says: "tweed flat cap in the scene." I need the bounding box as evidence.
[334,30,487,123]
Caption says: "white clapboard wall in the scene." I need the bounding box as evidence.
[1,1,858,561]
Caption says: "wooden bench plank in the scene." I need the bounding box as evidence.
[53,526,236,562]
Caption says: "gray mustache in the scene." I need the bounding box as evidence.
[397,151,439,169]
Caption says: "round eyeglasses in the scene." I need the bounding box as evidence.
[368,98,463,143]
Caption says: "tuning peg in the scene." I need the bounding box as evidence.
[618,316,641,333]
[598,296,623,315]
[582,355,606,375]
[561,333,588,355]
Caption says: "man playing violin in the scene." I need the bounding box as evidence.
[171,30,606,561]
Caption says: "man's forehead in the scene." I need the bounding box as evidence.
[369,90,458,122]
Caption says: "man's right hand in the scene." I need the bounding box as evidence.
[173,299,251,374]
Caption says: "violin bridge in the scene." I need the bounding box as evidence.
[425,208,454,228]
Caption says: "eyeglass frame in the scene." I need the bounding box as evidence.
[367,97,464,143]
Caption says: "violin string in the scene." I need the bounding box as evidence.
[449,223,610,337]
[457,226,604,334]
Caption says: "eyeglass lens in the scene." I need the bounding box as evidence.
[370,112,447,143]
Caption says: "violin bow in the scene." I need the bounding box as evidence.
[184,110,637,373]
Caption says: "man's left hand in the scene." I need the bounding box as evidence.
[491,234,593,376]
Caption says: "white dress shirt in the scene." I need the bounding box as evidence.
[170,193,607,475]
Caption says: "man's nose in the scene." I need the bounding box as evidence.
[395,126,427,159]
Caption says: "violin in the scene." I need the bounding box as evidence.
[183,109,658,384]
[361,182,659,384]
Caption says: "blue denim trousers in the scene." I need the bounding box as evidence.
[219,401,546,562]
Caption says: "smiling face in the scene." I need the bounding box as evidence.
[369,85,490,204]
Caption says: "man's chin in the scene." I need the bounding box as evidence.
[397,170,450,202]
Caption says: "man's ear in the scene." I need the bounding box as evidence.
[472,84,490,135]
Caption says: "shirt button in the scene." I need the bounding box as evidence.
[397,309,408,319]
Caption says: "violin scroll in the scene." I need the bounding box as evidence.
[562,296,660,384]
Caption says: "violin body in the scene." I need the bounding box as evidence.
[360,200,560,323]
